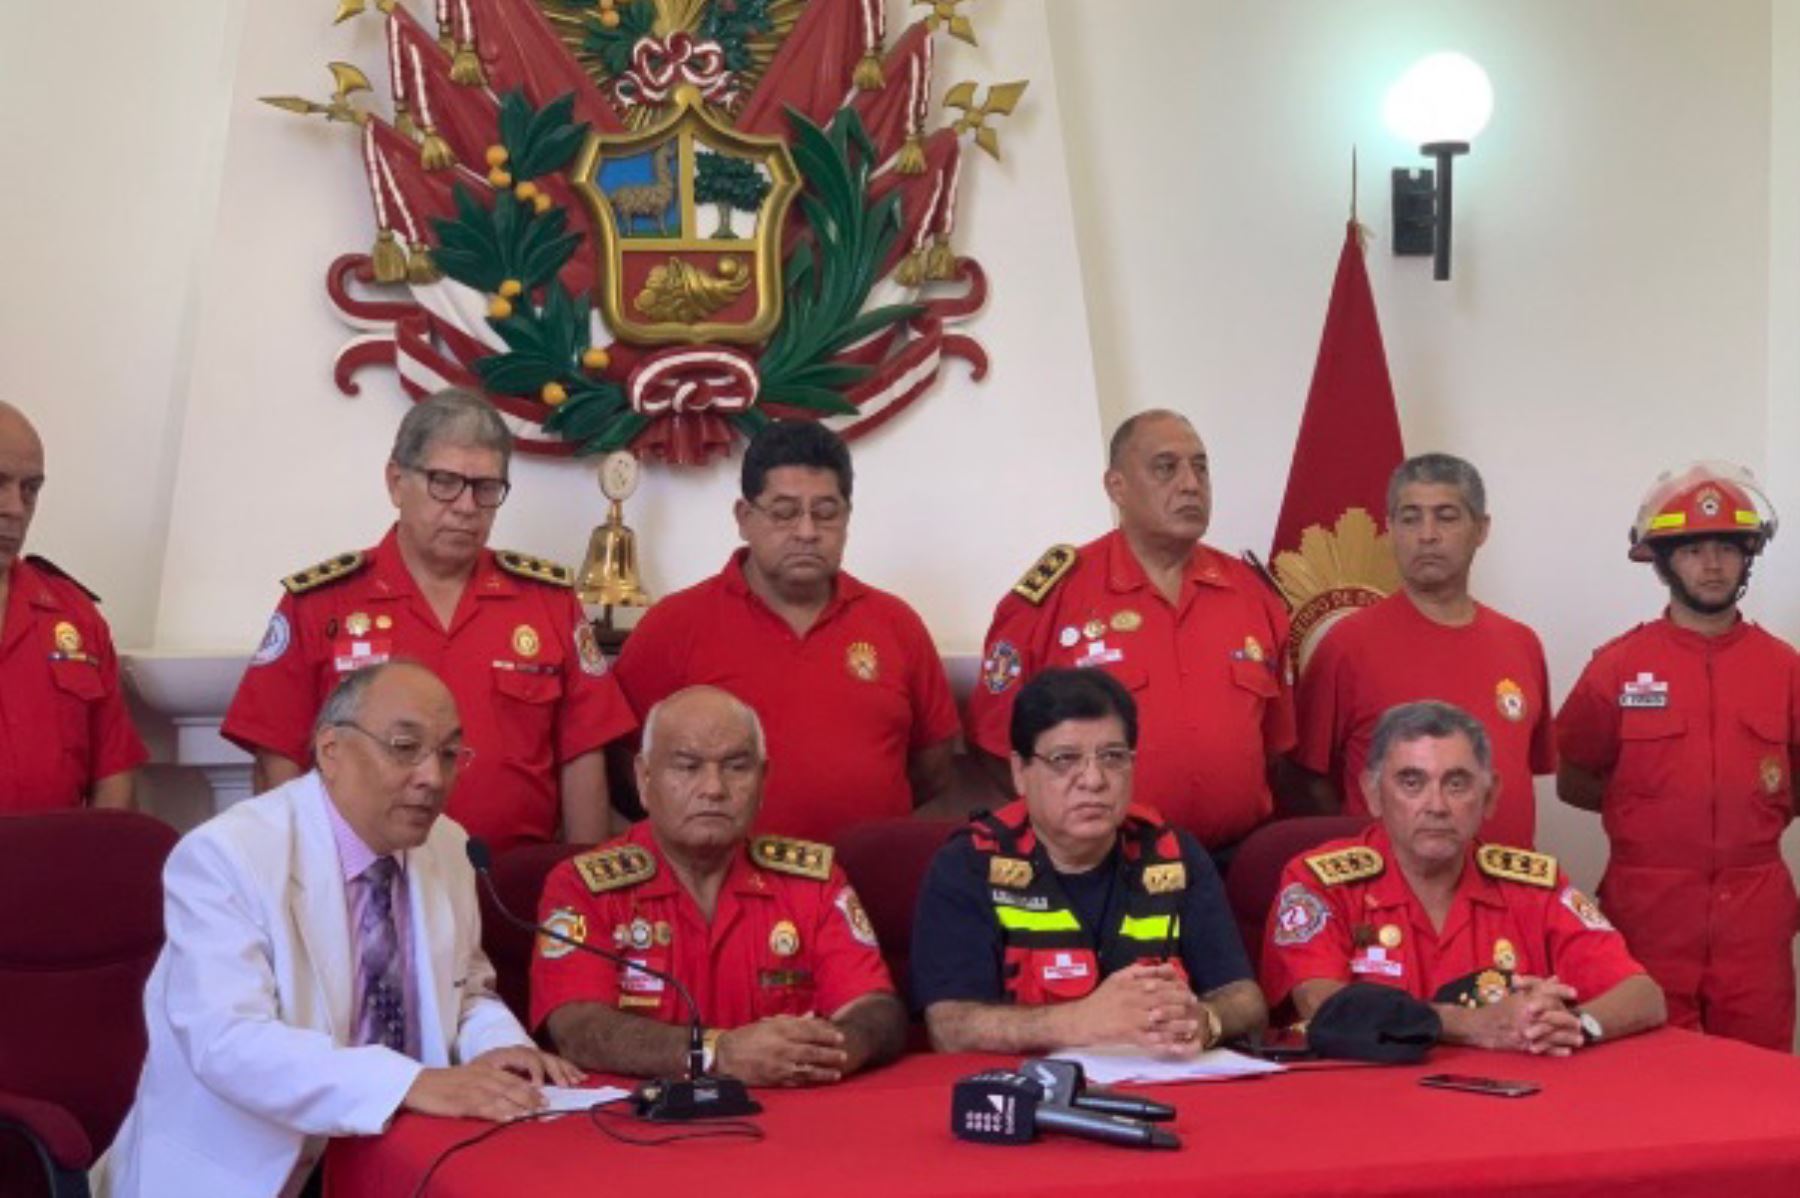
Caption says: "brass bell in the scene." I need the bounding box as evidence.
[577,498,651,613]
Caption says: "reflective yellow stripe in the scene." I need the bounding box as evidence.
[1735,510,1761,526]
[994,907,1082,932]
[1648,512,1687,530]
[1118,914,1173,941]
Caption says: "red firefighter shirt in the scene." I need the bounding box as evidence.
[1555,616,1800,869]
[967,531,1295,848]
[222,527,636,852]
[0,557,146,811]
[530,823,894,1032]
[1295,592,1555,847]
[1260,825,1644,1009]
[611,551,959,844]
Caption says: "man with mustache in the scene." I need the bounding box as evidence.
[1556,463,1798,1051]
[611,421,959,842]
[224,390,635,853]
[1293,454,1555,847]
[966,410,1295,859]
[1263,700,1663,1054]
[101,662,578,1198]
[914,668,1266,1056]
[0,401,145,811]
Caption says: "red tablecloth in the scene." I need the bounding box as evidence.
[326,1028,1800,1198]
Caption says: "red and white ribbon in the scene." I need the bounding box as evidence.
[628,346,759,415]
[611,33,736,108]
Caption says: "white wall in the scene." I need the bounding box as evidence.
[146,0,1105,658]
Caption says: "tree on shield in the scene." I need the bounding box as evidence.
[695,151,772,238]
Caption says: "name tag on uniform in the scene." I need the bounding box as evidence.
[1041,953,1091,981]
[1351,947,1404,978]
[989,890,1050,911]
[1619,672,1669,708]
[621,962,664,993]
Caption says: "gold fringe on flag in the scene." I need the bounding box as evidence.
[419,128,457,170]
[895,134,925,175]
[853,53,885,91]
[371,229,408,283]
[450,42,486,85]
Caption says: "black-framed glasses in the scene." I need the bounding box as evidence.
[410,467,511,509]
[334,721,475,773]
[1030,747,1136,778]
[747,497,849,529]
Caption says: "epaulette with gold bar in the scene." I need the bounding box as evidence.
[281,552,367,596]
[1476,844,1557,889]
[750,835,833,881]
[573,843,657,893]
[497,550,573,587]
[1012,544,1078,606]
[1304,845,1385,886]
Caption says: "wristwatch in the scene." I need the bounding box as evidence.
[701,1028,725,1073]
[1577,1010,1603,1046]
[1199,1003,1224,1051]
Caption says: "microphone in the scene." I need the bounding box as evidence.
[1020,1058,1176,1122]
[950,1071,1181,1150]
[465,837,760,1121]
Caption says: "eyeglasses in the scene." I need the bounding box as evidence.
[748,497,849,529]
[410,467,511,509]
[1030,747,1136,778]
[334,722,475,773]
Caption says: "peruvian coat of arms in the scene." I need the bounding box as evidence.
[265,0,1025,464]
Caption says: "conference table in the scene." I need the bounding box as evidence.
[326,1028,1800,1197]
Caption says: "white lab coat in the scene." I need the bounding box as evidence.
[97,772,530,1198]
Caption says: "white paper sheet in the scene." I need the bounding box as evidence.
[539,1084,634,1113]
[1049,1045,1285,1085]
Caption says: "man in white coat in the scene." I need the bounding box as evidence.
[100,660,581,1198]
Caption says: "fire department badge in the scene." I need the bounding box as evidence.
[251,613,291,666]
[835,887,878,949]
[1493,938,1517,971]
[52,621,83,656]
[538,906,587,959]
[1562,886,1614,931]
[769,919,801,958]
[1761,756,1784,796]
[574,619,608,676]
[512,623,541,657]
[845,640,879,682]
[1495,678,1527,722]
[1272,883,1329,947]
[981,640,1021,694]
[268,1,1026,466]
[1377,923,1402,948]
[1272,508,1400,676]
[1698,487,1723,517]
[1110,609,1142,633]
[346,611,373,637]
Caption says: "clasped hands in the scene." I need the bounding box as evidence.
[1469,974,1584,1056]
[1076,962,1214,1059]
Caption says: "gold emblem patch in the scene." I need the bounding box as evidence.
[1083,619,1106,641]
[1110,609,1143,633]
[513,624,541,658]
[770,919,801,957]
[1378,923,1403,949]
[845,640,879,682]
[1493,938,1517,970]
[1242,636,1264,663]
[52,621,82,655]
[1761,756,1784,796]
[538,907,587,959]
[988,856,1034,889]
[1141,863,1188,895]
[345,611,372,637]
[375,614,393,630]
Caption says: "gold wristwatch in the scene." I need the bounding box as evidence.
[701,1028,724,1073]
[1199,1003,1224,1050]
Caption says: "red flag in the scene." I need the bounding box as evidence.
[1269,220,1405,673]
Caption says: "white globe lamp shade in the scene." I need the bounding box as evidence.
[1383,52,1494,147]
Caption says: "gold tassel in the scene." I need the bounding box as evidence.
[853,52,885,91]
[437,31,455,55]
[419,127,457,170]
[450,42,486,86]
[926,237,957,280]
[407,242,441,283]
[394,102,419,141]
[894,248,927,288]
[895,134,926,175]
[371,229,408,283]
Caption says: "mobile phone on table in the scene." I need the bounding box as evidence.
[1418,1073,1540,1098]
[1233,1027,1315,1062]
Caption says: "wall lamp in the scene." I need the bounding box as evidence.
[1386,52,1493,281]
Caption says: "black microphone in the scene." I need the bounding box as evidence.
[950,1071,1181,1150]
[465,837,760,1121]
[1020,1058,1176,1122]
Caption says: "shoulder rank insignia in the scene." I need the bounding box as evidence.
[281,551,367,596]
[988,856,1034,889]
[496,550,573,587]
[750,835,834,882]
[1304,845,1385,887]
[573,843,657,894]
[1012,544,1078,606]
[1141,862,1188,895]
[1477,844,1557,889]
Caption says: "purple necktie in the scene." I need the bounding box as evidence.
[354,856,407,1054]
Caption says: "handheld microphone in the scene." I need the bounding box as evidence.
[1020,1058,1176,1122]
[950,1071,1181,1150]
[466,837,760,1121]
